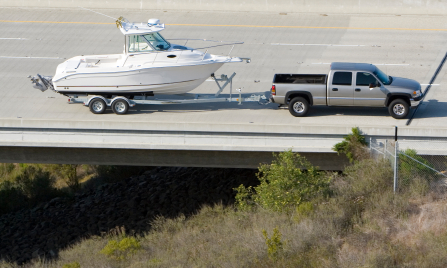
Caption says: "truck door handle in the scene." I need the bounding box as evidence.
[332,88,338,91]
[355,88,361,92]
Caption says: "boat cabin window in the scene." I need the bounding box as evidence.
[128,35,154,52]
[127,33,171,53]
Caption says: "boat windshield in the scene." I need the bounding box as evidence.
[142,33,171,51]
[127,33,171,53]
[373,67,392,85]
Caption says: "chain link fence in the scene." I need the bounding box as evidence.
[370,139,447,192]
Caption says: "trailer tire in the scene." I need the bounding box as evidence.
[89,98,106,114]
[112,99,129,115]
[288,97,309,117]
[388,99,409,119]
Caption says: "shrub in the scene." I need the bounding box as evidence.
[333,127,368,163]
[234,184,254,211]
[15,165,59,203]
[235,150,330,212]
[62,261,81,268]
[262,227,284,262]
[0,181,28,214]
[0,165,63,215]
[100,237,142,260]
[293,201,314,223]
[399,149,435,190]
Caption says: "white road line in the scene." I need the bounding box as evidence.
[0,56,63,59]
[271,43,365,46]
[311,63,409,66]
[374,63,409,66]
[0,38,28,40]
[421,84,440,86]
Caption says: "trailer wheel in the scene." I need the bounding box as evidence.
[388,99,409,119]
[89,98,106,114]
[112,99,129,115]
[288,97,309,117]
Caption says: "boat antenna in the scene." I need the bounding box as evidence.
[78,6,118,20]
[78,7,128,29]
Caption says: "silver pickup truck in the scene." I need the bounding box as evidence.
[271,62,423,119]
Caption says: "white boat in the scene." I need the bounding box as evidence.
[32,18,248,96]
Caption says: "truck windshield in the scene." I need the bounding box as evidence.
[373,68,391,85]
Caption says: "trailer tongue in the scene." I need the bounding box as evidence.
[28,74,54,92]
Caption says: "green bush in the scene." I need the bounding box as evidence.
[333,127,368,163]
[100,237,142,260]
[62,261,81,268]
[262,227,284,262]
[399,149,435,190]
[293,201,314,223]
[235,150,330,212]
[0,165,62,215]
[47,164,80,191]
[15,165,60,203]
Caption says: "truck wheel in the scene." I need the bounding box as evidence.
[289,97,309,117]
[89,98,106,114]
[388,99,409,119]
[112,99,129,115]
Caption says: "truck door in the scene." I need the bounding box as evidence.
[328,71,354,106]
[354,72,387,106]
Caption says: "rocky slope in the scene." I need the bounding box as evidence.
[0,167,258,265]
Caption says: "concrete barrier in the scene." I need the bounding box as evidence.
[1,0,446,15]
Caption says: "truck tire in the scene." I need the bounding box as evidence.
[112,99,129,115]
[388,99,409,119]
[89,98,106,114]
[289,97,309,117]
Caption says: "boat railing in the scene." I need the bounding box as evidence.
[163,39,244,63]
[167,39,244,50]
[126,39,244,65]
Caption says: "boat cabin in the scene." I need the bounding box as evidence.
[120,19,179,54]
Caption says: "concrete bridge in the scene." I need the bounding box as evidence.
[0,4,446,169]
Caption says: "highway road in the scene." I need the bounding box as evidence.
[0,7,446,166]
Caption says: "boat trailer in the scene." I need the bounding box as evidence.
[30,72,270,115]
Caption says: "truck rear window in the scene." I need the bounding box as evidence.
[332,72,352,86]
[273,74,326,84]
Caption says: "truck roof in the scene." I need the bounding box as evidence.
[331,62,377,72]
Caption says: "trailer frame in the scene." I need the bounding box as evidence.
[65,72,269,114]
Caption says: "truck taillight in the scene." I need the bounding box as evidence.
[271,85,276,95]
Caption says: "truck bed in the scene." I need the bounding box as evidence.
[273,74,327,84]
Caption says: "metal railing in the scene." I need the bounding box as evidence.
[370,139,447,193]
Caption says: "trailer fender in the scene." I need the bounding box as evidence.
[85,96,109,107]
[111,97,135,107]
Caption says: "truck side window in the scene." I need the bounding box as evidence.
[332,72,352,85]
[356,72,378,86]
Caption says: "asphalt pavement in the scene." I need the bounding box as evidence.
[0,7,446,137]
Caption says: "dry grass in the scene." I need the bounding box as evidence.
[5,158,447,267]
[22,204,340,268]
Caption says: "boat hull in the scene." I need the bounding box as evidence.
[53,62,224,95]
